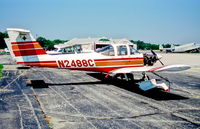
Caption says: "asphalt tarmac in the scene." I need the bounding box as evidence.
[0,55,200,129]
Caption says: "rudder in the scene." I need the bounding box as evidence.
[5,28,47,64]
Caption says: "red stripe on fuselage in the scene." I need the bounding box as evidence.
[14,44,37,50]
[65,65,144,73]
[11,41,38,45]
[11,41,47,56]
[17,61,56,64]
[16,60,144,73]
[13,49,47,56]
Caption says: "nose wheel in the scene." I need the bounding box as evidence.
[141,72,150,81]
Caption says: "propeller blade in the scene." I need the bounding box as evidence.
[158,59,164,66]
[151,50,164,66]
[151,50,156,55]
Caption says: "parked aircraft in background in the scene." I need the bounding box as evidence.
[159,43,200,53]
[159,44,175,53]
[5,28,191,92]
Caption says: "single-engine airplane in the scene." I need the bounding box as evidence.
[4,28,191,92]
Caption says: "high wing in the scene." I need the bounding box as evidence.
[111,64,191,74]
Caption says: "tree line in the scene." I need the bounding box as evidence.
[0,32,8,49]
[0,31,174,50]
[36,37,68,50]
[130,40,159,50]
[0,32,67,50]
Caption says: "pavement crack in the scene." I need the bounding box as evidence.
[17,104,24,129]
[87,112,164,121]
[15,81,42,129]
[31,87,49,123]
[171,113,200,126]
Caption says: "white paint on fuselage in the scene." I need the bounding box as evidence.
[16,52,144,63]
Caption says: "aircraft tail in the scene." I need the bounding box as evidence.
[5,28,47,64]
[159,44,163,51]
[171,44,175,49]
[4,38,16,61]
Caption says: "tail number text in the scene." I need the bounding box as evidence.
[57,59,95,68]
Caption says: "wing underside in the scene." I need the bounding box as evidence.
[110,64,190,92]
[111,64,191,74]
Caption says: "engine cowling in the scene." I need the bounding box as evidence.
[143,53,157,66]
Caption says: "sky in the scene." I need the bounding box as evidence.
[1,0,200,44]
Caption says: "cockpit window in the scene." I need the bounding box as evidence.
[117,45,127,56]
[97,45,114,56]
[129,45,139,55]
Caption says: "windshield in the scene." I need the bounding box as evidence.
[129,45,139,55]
[97,45,114,56]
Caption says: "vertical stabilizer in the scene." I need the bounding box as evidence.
[159,44,163,51]
[5,28,47,64]
[171,44,175,49]
[4,38,16,61]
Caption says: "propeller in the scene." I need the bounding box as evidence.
[150,50,164,66]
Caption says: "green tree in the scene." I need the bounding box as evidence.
[53,39,68,44]
[130,40,159,50]
[37,37,68,49]
[0,32,8,49]
[36,36,50,47]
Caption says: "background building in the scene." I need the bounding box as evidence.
[54,37,137,53]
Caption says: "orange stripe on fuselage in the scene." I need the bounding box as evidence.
[13,49,47,56]
[12,43,42,51]
[95,60,144,66]
[11,41,47,56]
[17,63,57,67]
[29,63,58,67]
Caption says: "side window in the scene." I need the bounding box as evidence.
[117,45,127,56]
[99,45,115,56]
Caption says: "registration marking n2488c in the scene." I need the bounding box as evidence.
[57,59,95,68]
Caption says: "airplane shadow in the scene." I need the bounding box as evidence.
[27,73,188,101]
[86,73,188,101]
[27,80,49,88]
[27,80,108,88]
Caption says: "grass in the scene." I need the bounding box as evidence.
[48,123,54,129]
[0,52,10,55]
[0,64,3,78]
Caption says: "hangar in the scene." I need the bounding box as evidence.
[54,37,137,53]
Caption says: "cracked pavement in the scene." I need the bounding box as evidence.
[0,55,200,129]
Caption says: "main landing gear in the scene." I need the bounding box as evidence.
[112,72,149,82]
[109,72,170,92]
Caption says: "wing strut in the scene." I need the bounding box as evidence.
[152,72,171,91]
